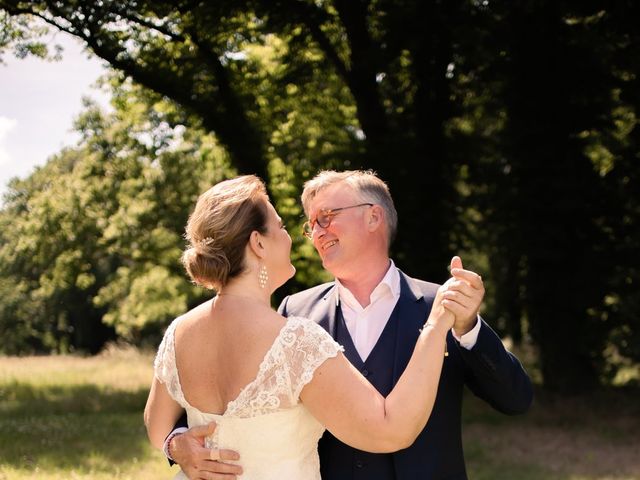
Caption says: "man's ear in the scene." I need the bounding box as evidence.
[248,231,266,259]
[367,204,384,232]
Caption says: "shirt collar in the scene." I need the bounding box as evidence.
[335,259,400,308]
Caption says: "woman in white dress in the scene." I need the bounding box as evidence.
[144,175,455,479]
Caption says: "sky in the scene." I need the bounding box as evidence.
[0,32,111,199]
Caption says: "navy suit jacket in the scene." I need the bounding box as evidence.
[277,269,533,480]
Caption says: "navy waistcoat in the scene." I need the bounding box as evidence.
[318,305,400,480]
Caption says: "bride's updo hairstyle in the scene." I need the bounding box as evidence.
[181,175,269,290]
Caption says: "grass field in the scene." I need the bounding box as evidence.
[1,347,638,479]
[0,346,167,479]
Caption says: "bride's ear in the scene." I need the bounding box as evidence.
[248,231,266,259]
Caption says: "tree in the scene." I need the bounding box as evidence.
[1,1,639,391]
[0,0,467,278]
[461,1,640,391]
[0,81,232,352]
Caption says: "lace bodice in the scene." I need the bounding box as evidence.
[153,315,343,479]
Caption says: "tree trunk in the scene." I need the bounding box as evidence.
[504,2,609,391]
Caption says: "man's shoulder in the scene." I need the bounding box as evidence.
[398,270,440,299]
[277,281,337,319]
[284,281,336,305]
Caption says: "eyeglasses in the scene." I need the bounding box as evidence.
[302,203,373,238]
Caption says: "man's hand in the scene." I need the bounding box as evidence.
[171,422,243,480]
[443,256,485,337]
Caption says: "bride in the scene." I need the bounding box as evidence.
[144,175,455,479]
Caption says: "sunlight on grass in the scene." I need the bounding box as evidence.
[0,344,154,389]
[1,347,639,479]
[0,346,171,480]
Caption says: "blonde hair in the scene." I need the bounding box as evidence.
[181,175,268,289]
[301,170,398,244]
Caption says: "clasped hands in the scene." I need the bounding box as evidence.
[431,256,485,336]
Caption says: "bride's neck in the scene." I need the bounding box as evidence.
[216,277,271,307]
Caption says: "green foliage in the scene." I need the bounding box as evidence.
[0,1,638,390]
[94,265,189,340]
[0,80,232,353]
[0,10,60,63]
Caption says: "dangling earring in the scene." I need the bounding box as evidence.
[258,264,269,289]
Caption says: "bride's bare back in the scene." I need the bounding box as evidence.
[174,297,287,415]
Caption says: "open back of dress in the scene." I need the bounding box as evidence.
[154,316,343,479]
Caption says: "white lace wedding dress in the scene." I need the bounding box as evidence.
[154,315,344,480]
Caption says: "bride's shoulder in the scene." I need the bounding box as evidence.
[282,316,330,338]
[261,308,288,331]
[169,298,215,331]
[285,315,318,327]
[181,298,215,322]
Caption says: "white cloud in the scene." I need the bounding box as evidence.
[0,116,17,167]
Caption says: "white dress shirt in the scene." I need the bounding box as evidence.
[336,261,480,362]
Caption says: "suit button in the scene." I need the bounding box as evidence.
[362,369,369,377]
[356,460,364,468]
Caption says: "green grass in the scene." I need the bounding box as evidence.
[1,348,639,479]
[462,388,640,480]
[0,347,170,479]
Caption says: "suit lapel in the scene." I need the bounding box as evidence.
[392,272,433,383]
[315,284,339,340]
[334,307,365,368]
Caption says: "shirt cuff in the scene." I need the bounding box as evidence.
[452,315,481,350]
[163,427,188,460]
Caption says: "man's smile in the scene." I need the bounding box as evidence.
[321,240,338,251]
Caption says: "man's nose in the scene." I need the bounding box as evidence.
[312,221,327,239]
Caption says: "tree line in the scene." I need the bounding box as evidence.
[0,1,638,393]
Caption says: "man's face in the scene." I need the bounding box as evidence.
[306,183,372,278]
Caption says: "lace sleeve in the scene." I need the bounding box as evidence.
[153,318,187,407]
[284,317,344,401]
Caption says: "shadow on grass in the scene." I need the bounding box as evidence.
[0,382,154,472]
[0,380,148,415]
[465,439,566,480]
[462,386,640,479]
[463,385,640,432]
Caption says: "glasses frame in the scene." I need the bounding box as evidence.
[302,203,373,238]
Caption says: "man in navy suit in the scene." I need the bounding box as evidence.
[168,170,532,479]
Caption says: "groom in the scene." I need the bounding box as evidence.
[168,170,533,479]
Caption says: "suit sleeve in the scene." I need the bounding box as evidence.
[165,413,189,465]
[457,318,533,414]
[171,412,188,431]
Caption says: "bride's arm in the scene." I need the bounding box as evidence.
[300,286,454,453]
[144,378,184,449]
